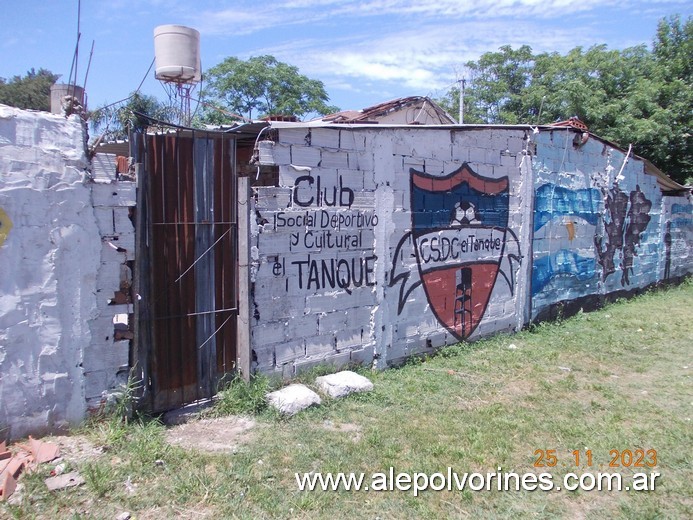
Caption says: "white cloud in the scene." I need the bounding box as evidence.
[120,0,688,106]
[257,18,598,97]
[197,0,625,23]
[191,8,283,35]
[2,37,21,49]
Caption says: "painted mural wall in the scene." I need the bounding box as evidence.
[530,129,666,320]
[249,123,693,377]
[250,125,534,376]
[661,196,693,281]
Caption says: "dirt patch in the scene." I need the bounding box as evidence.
[454,374,537,411]
[165,416,257,453]
[320,421,363,442]
[136,505,219,519]
[44,434,105,464]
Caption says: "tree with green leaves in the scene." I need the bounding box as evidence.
[90,92,174,141]
[436,15,691,184]
[469,44,534,124]
[201,55,338,122]
[0,68,60,112]
[647,15,692,182]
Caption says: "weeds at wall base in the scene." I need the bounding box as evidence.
[205,373,273,417]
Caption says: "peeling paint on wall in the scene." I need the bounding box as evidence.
[0,105,133,440]
[594,183,653,286]
[0,105,97,440]
[0,207,12,246]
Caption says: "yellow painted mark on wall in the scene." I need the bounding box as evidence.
[565,220,576,241]
[0,207,12,247]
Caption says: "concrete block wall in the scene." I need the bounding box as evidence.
[0,105,132,440]
[251,127,379,376]
[250,123,693,376]
[5,109,687,435]
[86,156,136,410]
[530,129,679,320]
[661,195,693,281]
[250,125,534,374]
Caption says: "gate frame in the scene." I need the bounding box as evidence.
[130,128,252,413]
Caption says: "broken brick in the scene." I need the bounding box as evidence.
[0,438,61,501]
[0,472,16,501]
[29,437,60,464]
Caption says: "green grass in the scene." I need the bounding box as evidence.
[205,373,274,417]
[3,280,692,519]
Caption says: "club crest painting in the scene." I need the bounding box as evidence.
[392,164,520,340]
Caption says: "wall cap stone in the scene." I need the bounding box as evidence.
[266,384,321,415]
[315,370,374,398]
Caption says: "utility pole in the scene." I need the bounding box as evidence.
[458,78,466,124]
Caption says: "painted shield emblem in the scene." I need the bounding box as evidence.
[410,164,510,340]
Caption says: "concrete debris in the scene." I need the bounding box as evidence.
[0,437,61,501]
[44,471,85,491]
[315,371,374,399]
[266,384,321,415]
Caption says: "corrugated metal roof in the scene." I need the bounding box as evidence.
[320,96,456,124]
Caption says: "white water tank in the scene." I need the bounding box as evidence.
[153,25,201,84]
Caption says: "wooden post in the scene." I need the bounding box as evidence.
[236,175,252,381]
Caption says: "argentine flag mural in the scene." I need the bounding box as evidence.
[532,184,603,296]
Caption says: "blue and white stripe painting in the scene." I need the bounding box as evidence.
[532,184,603,295]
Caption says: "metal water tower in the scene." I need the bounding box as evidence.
[153,24,201,125]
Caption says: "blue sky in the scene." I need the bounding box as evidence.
[1,0,691,116]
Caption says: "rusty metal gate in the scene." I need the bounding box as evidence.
[135,130,238,412]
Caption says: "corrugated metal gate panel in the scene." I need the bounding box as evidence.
[213,137,238,377]
[143,131,237,412]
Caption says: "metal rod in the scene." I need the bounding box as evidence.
[152,221,236,225]
[174,223,231,284]
[82,40,95,94]
[197,313,235,352]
